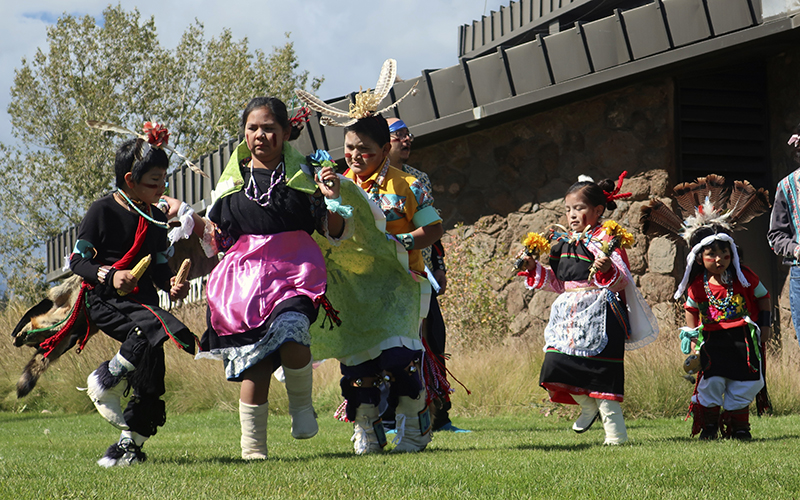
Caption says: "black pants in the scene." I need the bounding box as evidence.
[380,293,451,429]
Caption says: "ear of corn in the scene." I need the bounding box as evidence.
[175,259,191,284]
[117,254,152,296]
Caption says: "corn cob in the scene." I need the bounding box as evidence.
[175,258,191,284]
[117,254,152,296]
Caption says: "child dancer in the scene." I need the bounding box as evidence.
[296,59,443,455]
[679,225,770,439]
[519,174,657,445]
[643,175,771,440]
[71,126,197,466]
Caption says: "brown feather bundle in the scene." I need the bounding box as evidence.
[639,199,685,239]
[727,180,770,227]
[639,174,771,243]
[672,174,728,219]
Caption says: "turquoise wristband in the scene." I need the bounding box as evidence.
[324,196,354,219]
[395,233,415,251]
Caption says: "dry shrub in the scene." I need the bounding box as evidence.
[438,224,510,350]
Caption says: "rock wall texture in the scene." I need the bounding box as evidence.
[413,49,800,349]
[411,77,682,343]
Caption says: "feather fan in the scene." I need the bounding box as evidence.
[639,199,685,239]
[371,59,397,104]
[294,89,350,118]
[727,180,770,226]
[673,175,728,219]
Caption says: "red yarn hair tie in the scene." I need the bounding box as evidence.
[604,170,632,203]
[289,106,311,126]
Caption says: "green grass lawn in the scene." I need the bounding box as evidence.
[2,411,800,499]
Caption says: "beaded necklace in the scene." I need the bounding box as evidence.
[116,190,170,229]
[362,158,390,204]
[244,159,285,207]
[703,270,737,313]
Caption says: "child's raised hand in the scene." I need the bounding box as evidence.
[316,166,340,199]
[159,195,184,219]
[593,255,612,274]
[113,270,138,294]
[521,254,538,272]
[169,276,189,301]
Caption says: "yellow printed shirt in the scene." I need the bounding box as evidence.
[345,163,441,272]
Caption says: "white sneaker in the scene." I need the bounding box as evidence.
[87,370,128,430]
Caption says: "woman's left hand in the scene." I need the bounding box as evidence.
[316,166,340,199]
[594,255,612,274]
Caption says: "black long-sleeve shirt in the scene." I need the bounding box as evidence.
[69,194,173,303]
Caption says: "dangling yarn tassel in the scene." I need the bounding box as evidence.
[334,399,350,422]
[421,337,471,408]
[317,294,342,330]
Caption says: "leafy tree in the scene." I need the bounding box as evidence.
[0,5,322,299]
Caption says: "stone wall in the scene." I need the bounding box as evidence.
[410,77,683,341]
[410,48,800,348]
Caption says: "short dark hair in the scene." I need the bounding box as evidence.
[241,96,302,141]
[565,177,619,211]
[114,138,169,188]
[344,115,390,148]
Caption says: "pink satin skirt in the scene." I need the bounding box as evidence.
[206,231,327,337]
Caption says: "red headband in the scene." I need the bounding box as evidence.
[604,170,632,203]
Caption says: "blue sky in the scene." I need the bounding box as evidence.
[0,0,495,147]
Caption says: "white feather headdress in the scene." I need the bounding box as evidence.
[86,120,208,178]
[294,59,417,127]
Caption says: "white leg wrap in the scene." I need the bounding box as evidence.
[351,404,385,455]
[598,399,628,445]
[86,368,129,430]
[283,361,318,439]
[120,430,148,447]
[391,389,432,453]
[571,394,600,433]
[239,400,268,460]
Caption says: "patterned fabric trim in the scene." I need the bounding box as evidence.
[541,381,624,402]
[779,172,800,248]
[196,311,311,381]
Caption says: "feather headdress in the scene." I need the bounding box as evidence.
[639,174,771,298]
[86,120,208,178]
[294,59,418,127]
[639,174,769,245]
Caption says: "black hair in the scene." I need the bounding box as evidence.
[241,96,302,141]
[114,138,169,189]
[565,177,619,212]
[792,122,800,165]
[343,115,390,148]
[686,224,736,284]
